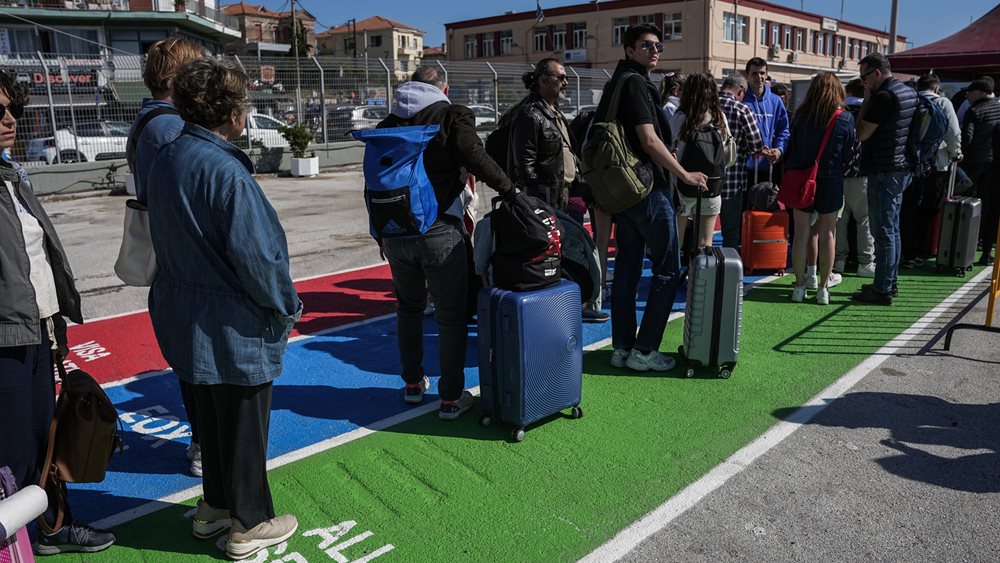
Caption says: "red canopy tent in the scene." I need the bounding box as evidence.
[887,3,1000,79]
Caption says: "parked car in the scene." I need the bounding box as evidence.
[467,104,498,129]
[242,112,290,148]
[325,105,389,140]
[26,120,130,164]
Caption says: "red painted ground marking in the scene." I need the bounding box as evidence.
[68,264,397,385]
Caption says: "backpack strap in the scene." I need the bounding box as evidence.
[126,107,180,173]
[813,109,843,166]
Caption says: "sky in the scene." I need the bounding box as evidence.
[240,0,997,49]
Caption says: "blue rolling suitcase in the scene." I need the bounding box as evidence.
[477,279,584,442]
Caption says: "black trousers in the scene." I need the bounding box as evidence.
[965,163,999,256]
[177,379,200,444]
[0,325,70,529]
[192,381,275,529]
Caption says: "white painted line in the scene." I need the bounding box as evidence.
[579,268,992,563]
[93,385,481,530]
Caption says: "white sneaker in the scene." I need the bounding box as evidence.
[625,349,676,372]
[826,272,843,289]
[187,442,203,477]
[610,348,631,368]
[805,275,819,290]
[857,263,876,278]
[423,302,435,316]
[191,499,230,539]
[226,515,298,560]
[438,390,475,421]
[791,285,807,303]
[816,287,830,305]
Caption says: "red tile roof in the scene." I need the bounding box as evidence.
[317,15,422,38]
[222,2,314,20]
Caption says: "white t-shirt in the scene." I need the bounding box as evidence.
[5,181,60,319]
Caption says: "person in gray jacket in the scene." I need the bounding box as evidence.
[0,69,116,555]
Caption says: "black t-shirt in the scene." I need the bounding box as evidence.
[861,90,894,126]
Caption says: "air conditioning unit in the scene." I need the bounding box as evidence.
[788,52,799,63]
[769,44,781,60]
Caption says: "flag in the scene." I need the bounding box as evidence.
[536,0,545,23]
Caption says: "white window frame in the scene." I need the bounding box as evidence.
[534,30,547,52]
[783,25,792,49]
[759,19,768,46]
[612,18,628,45]
[482,37,494,57]
[796,28,804,51]
[771,23,780,47]
[500,32,513,55]
[465,35,476,58]
[573,23,586,48]
[552,29,566,51]
[663,12,682,41]
[723,13,748,44]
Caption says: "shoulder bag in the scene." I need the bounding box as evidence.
[778,109,842,209]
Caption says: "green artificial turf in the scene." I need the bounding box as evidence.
[57,265,985,562]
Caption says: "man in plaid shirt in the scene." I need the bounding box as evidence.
[718,75,764,249]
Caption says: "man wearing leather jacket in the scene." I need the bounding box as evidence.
[508,58,579,211]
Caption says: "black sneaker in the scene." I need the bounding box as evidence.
[978,254,995,266]
[34,521,116,555]
[439,390,474,421]
[862,283,898,297]
[403,375,429,404]
[852,285,893,305]
[582,308,610,323]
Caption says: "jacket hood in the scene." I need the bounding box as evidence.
[392,82,451,118]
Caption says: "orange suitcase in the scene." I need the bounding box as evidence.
[741,210,788,275]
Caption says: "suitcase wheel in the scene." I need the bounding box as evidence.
[570,406,584,419]
[776,269,785,276]
[512,428,525,442]
[479,415,492,427]
[684,367,696,378]
[719,368,733,379]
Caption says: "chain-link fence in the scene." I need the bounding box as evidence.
[1,52,631,169]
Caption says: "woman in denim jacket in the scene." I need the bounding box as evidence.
[784,72,857,305]
[145,58,302,560]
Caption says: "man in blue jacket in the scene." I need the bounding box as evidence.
[729,57,789,251]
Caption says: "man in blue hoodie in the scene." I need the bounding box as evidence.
[376,66,513,420]
[727,57,789,250]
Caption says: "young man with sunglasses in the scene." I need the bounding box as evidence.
[851,53,918,305]
[592,24,707,372]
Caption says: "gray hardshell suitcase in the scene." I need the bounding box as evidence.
[679,191,743,378]
[937,164,982,276]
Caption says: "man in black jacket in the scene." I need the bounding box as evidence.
[592,24,707,373]
[960,78,1000,265]
[376,66,513,420]
[508,57,578,211]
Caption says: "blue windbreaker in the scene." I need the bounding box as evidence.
[743,84,790,171]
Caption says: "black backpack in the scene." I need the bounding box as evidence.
[677,124,725,198]
[484,124,510,170]
[491,193,562,292]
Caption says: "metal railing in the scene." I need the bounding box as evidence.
[1,53,630,168]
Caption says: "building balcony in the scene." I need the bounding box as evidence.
[0,0,240,35]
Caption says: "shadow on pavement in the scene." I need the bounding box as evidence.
[774,391,1000,493]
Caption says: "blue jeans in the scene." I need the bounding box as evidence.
[611,189,682,353]
[866,171,911,293]
[383,218,468,401]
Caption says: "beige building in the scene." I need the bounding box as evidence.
[316,15,425,69]
[444,0,906,83]
[221,2,316,57]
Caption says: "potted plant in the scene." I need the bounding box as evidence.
[279,121,318,177]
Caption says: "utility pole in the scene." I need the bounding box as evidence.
[291,0,302,123]
[733,0,738,75]
[888,0,899,54]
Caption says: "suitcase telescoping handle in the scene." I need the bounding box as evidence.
[751,153,773,184]
[947,160,959,200]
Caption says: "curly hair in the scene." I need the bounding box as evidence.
[677,73,726,142]
[172,58,249,130]
[143,38,205,98]
[0,69,29,107]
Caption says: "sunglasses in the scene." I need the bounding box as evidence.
[549,73,569,82]
[1,102,24,121]
[860,68,877,80]
[635,40,664,54]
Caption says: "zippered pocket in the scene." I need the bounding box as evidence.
[367,187,421,238]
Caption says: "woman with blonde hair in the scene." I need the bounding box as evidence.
[783,72,857,305]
